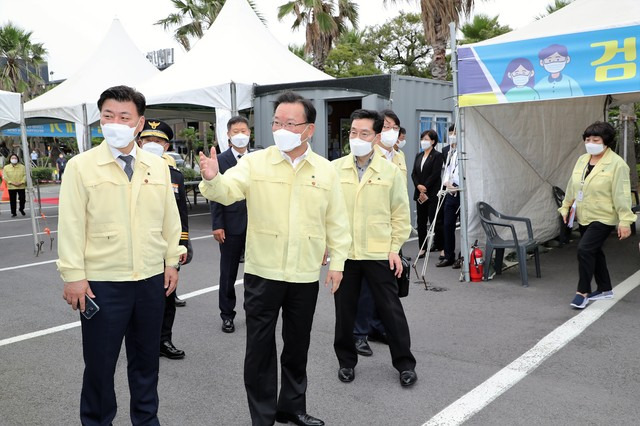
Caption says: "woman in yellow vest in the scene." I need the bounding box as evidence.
[3,153,26,217]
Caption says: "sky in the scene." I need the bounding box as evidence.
[1,0,554,80]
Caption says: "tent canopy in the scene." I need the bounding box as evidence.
[0,90,21,128]
[24,19,160,125]
[458,0,640,246]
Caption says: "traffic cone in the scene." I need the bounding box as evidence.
[0,170,8,202]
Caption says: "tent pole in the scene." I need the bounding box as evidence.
[230,82,238,117]
[20,95,39,254]
[82,103,90,152]
[449,22,470,282]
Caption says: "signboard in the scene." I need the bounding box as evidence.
[458,24,639,107]
[0,123,103,138]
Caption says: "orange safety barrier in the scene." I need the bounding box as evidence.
[0,170,9,202]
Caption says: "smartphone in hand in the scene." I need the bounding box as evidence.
[81,295,99,320]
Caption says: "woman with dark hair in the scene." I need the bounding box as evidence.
[559,121,635,309]
[411,130,444,258]
[2,153,27,217]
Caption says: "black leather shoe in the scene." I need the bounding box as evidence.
[338,367,355,383]
[418,251,426,259]
[160,340,185,359]
[11,214,17,217]
[368,331,388,345]
[452,258,463,269]
[436,259,454,267]
[19,209,25,216]
[174,295,186,307]
[222,319,235,333]
[400,369,418,387]
[354,337,372,356]
[275,411,324,425]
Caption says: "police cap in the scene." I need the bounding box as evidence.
[140,119,173,141]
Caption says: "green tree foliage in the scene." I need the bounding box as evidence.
[537,0,574,19]
[459,14,511,45]
[0,22,47,98]
[323,30,380,77]
[157,0,265,51]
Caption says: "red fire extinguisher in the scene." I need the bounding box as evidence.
[469,240,484,282]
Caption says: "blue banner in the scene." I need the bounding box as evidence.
[0,123,103,138]
[458,24,639,106]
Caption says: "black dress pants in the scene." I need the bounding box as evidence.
[219,233,245,320]
[9,188,25,215]
[577,221,615,294]
[80,274,165,426]
[443,193,460,262]
[161,290,176,343]
[417,197,443,251]
[243,273,319,426]
[334,260,416,372]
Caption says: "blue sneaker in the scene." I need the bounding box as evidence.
[570,294,588,309]
[588,290,614,301]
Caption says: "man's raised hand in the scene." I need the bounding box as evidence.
[199,147,219,181]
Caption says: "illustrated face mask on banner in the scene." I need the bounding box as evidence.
[230,133,250,148]
[512,74,531,87]
[349,138,373,157]
[543,61,566,74]
[102,120,140,149]
[273,128,306,153]
[585,142,605,155]
[380,129,399,148]
[141,142,165,157]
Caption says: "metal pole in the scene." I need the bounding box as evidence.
[449,22,470,282]
[82,103,90,152]
[230,82,238,117]
[20,95,40,254]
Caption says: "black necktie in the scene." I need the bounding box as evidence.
[119,155,134,181]
[237,154,243,159]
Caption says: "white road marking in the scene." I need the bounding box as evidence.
[424,269,640,426]
[0,280,243,347]
[0,230,58,240]
[191,235,213,241]
[0,214,58,224]
[0,259,57,272]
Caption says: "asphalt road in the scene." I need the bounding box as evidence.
[1,184,639,426]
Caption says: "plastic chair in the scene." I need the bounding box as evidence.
[477,202,541,287]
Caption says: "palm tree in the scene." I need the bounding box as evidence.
[536,0,573,19]
[157,0,265,51]
[0,22,47,98]
[278,0,359,72]
[459,14,511,45]
[383,0,476,80]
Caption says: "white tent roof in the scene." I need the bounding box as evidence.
[24,19,160,124]
[140,0,332,111]
[0,90,21,128]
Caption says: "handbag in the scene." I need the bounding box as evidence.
[397,254,410,298]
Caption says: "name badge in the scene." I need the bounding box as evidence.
[577,190,583,202]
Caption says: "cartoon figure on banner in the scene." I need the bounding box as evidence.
[499,58,540,102]
[534,43,584,99]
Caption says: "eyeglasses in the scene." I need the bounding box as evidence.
[271,120,308,130]
[382,124,400,131]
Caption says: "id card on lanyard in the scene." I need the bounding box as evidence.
[577,163,591,202]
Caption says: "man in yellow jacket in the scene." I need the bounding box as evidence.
[57,86,185,425]
[332,109,417,388]
[3,153,27,216]
[199,92,351,426]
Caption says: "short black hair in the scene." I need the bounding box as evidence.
[380,109,400,126]
[273,91,316,124]
[583,121,616,146]
[227,115,249,131]
[399,127,406,135]
[97,85,146,117]
[449,124,456,132]
[350,109,384,134]
[9,153,20,161]
[421,129,439,144]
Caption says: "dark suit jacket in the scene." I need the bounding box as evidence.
[411,148,444,201]
[209,148,248,235]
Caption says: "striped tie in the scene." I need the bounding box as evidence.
[119,155,134,181]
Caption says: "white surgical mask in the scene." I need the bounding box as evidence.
[102,121,139,149]
[142,142,165,157]
[420,140,432,151]
[512,75,530,86]
[349,138,373,157]
[585,142,605,155]
[10,158,18,164]
[543,61,566,74]
[380,129,399,148]
[397,139,406,149]
[230,133,250,148]
[273,128,305,152]
[449,135,457,145]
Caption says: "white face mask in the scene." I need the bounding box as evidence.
[420,140,432,151]
[273,127,306,153]
[142,142,165,157]
[449,135,457,145]
[10,158,18,164]
[230,133,250,148]
[585,142,605,155]
[543,61,566,74]
[380,129,399,148]
[102,121,139,149]
[397,139,406,149]
[512,75,530,87]
[349,138,373,157]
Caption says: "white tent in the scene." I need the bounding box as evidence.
[0,90,21,129]
[23,19,160,152]
[456,0,640,259]
[139,0,332,150]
